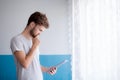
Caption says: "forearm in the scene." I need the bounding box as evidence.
[41,66,48,72]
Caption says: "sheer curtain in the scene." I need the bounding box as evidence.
[70,0,120,80]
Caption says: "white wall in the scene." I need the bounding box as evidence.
[0,0,70,54]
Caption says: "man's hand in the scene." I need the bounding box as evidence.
[47,67,57,75]
[32,36,40,48]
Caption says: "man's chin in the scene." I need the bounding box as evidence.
[32,35,36,38]
[32,34,39,38]
[31,34,36,38]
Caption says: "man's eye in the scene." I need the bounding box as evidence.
[39,29,42,31]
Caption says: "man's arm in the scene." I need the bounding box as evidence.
[41,66,48,72]
[41,65,57,75]
[14,37,40,69]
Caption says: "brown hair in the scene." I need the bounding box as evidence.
[27,11,49,28]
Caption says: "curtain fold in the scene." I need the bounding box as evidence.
[71,0,120,80]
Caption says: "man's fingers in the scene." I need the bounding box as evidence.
[48,67,57,75]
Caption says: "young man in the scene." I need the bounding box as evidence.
[10,11,57,80]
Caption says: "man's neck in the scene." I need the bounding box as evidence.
[21,27,33,40]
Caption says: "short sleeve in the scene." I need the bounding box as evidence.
[10,37,24,53]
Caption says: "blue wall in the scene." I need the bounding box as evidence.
[0,55,71,80]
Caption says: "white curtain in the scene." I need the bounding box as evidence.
[71,0,120,80]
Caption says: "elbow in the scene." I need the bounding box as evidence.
[23,64,29,69]
[22,61,29,69]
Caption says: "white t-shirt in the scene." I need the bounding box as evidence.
[10,34,43,80]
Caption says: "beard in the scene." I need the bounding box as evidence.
[30,28,37,38]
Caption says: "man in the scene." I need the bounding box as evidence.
[10,11,57,80]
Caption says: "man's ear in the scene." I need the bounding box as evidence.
[30,22,36,28]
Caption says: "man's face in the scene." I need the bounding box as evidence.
[30,25,45,38]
